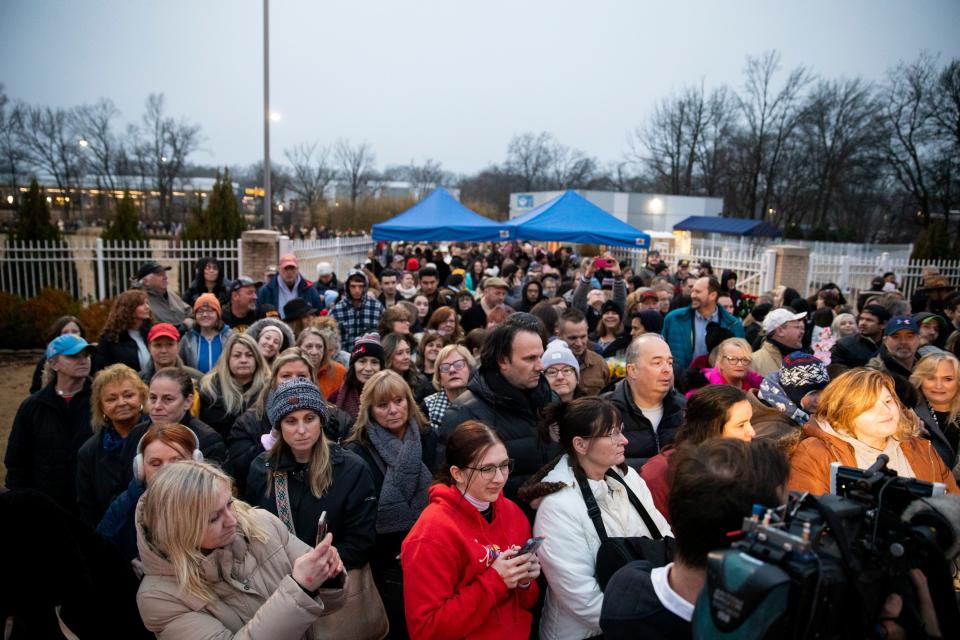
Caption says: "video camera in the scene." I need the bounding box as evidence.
[692,455,960,639]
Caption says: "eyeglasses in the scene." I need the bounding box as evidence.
[465,459,515,480]
[439,359,467,374]
[583,424,626,445]
[544,366,577,379]
[721,355,752,366]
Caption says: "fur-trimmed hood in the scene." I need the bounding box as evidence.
[246,317,296,353]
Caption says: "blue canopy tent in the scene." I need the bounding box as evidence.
[673,215,782,238]
[505,190,650,248]
[371,187,508,242]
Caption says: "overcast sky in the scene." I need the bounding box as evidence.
[2,1,959,176]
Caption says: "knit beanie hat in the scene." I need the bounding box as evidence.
[705,322,734,352]
[266,379,327,429]
[541,340,580,378]
[637,309,664,335]
[351,332,385,367]
[600,300,624,319]
[779,351,830,408]
[193,293,222,316]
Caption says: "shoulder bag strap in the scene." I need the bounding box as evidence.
[273,472,297,536]
[604,469,663,540]
[575,473,609,543]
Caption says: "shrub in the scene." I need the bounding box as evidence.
[21,288,84,346]
[78,298,114,342]
[0,291,31,349]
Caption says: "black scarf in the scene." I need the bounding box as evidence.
[482,369,553,419]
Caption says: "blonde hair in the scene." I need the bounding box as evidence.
[297,326,331,367]
[139,461,266,604]
[830,312,857,337]
[345,370,429,446]
[710,337,754,367]
[432,344,476,391]
[910,353,960,424]
[267,421,333,499]
[199,333,269,416]
[91,364,148,432]
[816,368,919,441]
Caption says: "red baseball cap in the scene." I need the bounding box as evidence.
[147,323,180,342]
[278,254,298,269]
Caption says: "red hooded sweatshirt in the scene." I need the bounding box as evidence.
[401,483,540,640]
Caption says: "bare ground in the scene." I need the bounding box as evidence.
[0,356,39,487]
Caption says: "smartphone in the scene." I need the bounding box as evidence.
[516,536,544,556]
[592,257,612,269]
[315,511,328,546]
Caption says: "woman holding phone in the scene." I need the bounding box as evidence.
[402,420,541,640]
[245,378,377,571]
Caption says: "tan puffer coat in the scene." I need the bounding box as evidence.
[136,503,346,639]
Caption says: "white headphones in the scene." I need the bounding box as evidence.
[133,426,204,482]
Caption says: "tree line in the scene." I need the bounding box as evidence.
[2,50,958,250]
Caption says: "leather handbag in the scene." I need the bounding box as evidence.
[273,473,390,639]
[577,469,676,591]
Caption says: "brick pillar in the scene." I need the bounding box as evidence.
[241,230,280,282]
[771,244,810,294]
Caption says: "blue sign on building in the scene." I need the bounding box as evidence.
[517,194,534,208]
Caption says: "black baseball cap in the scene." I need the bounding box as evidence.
[229,276,262,293]
[137,261,171,280]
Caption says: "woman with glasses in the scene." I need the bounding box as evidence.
[541,340,583,403]
[344,370,437,639]
[422,345,476,430]
[521,397,670,640]
[640,385,755,521]
[402,420,541,640]
[685,338,762,398]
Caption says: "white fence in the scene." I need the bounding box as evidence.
[0,237,240,302]
[809,254,960,300]
[282,235,375,280]
[689,236,914,261]
[609,245,774,297]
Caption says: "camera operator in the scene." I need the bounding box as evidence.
[788,368,959,496]
[599,439,789,640]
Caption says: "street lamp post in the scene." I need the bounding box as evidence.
[263,0,272,230]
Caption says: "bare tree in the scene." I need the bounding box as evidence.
[0,86,28,202]
[334,139,376,208]
[404,159,446,197]
[130,94,201,224]
[15,104,86,220]
[738,51,811,219]
[284,141,336,226]
[506,132,555,191]
[696,86,738,197]
[630,84,709,195]
[71,99,123,212]
[550,143,596,189]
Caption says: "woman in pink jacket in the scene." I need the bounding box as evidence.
[685,338,762,398]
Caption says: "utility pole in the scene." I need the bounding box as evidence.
[262,0,272,229]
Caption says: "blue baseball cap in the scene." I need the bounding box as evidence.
[883,315,918,337]
[46,334,95,360]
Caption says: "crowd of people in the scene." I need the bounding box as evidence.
[3,240,960,639]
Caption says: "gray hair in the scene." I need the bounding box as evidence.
[625,333,668,364]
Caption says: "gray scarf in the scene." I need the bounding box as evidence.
[367,421,432,534]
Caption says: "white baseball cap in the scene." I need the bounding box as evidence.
[762,308,807,334]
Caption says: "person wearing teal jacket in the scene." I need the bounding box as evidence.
[662,276,744,377]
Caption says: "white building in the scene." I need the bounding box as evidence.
[509,190,723,233]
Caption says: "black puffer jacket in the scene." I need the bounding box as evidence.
[830,334,880,371]
[93,326,151,375]
[245,445,377,570]
[603,379,685,470]
[4,381,93,512]
[226,404,354,496]
[118,413,227,488]
[76,427,136,528]
[439,369,559,503]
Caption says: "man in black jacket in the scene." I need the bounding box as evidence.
[600,440,789,640]
[603,334,685,470]
[4,335,95,512]
[830,304,889,372]
[439,313,558,503]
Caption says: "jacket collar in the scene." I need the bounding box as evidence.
[613,377,682,418]
[38,377,92,407]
